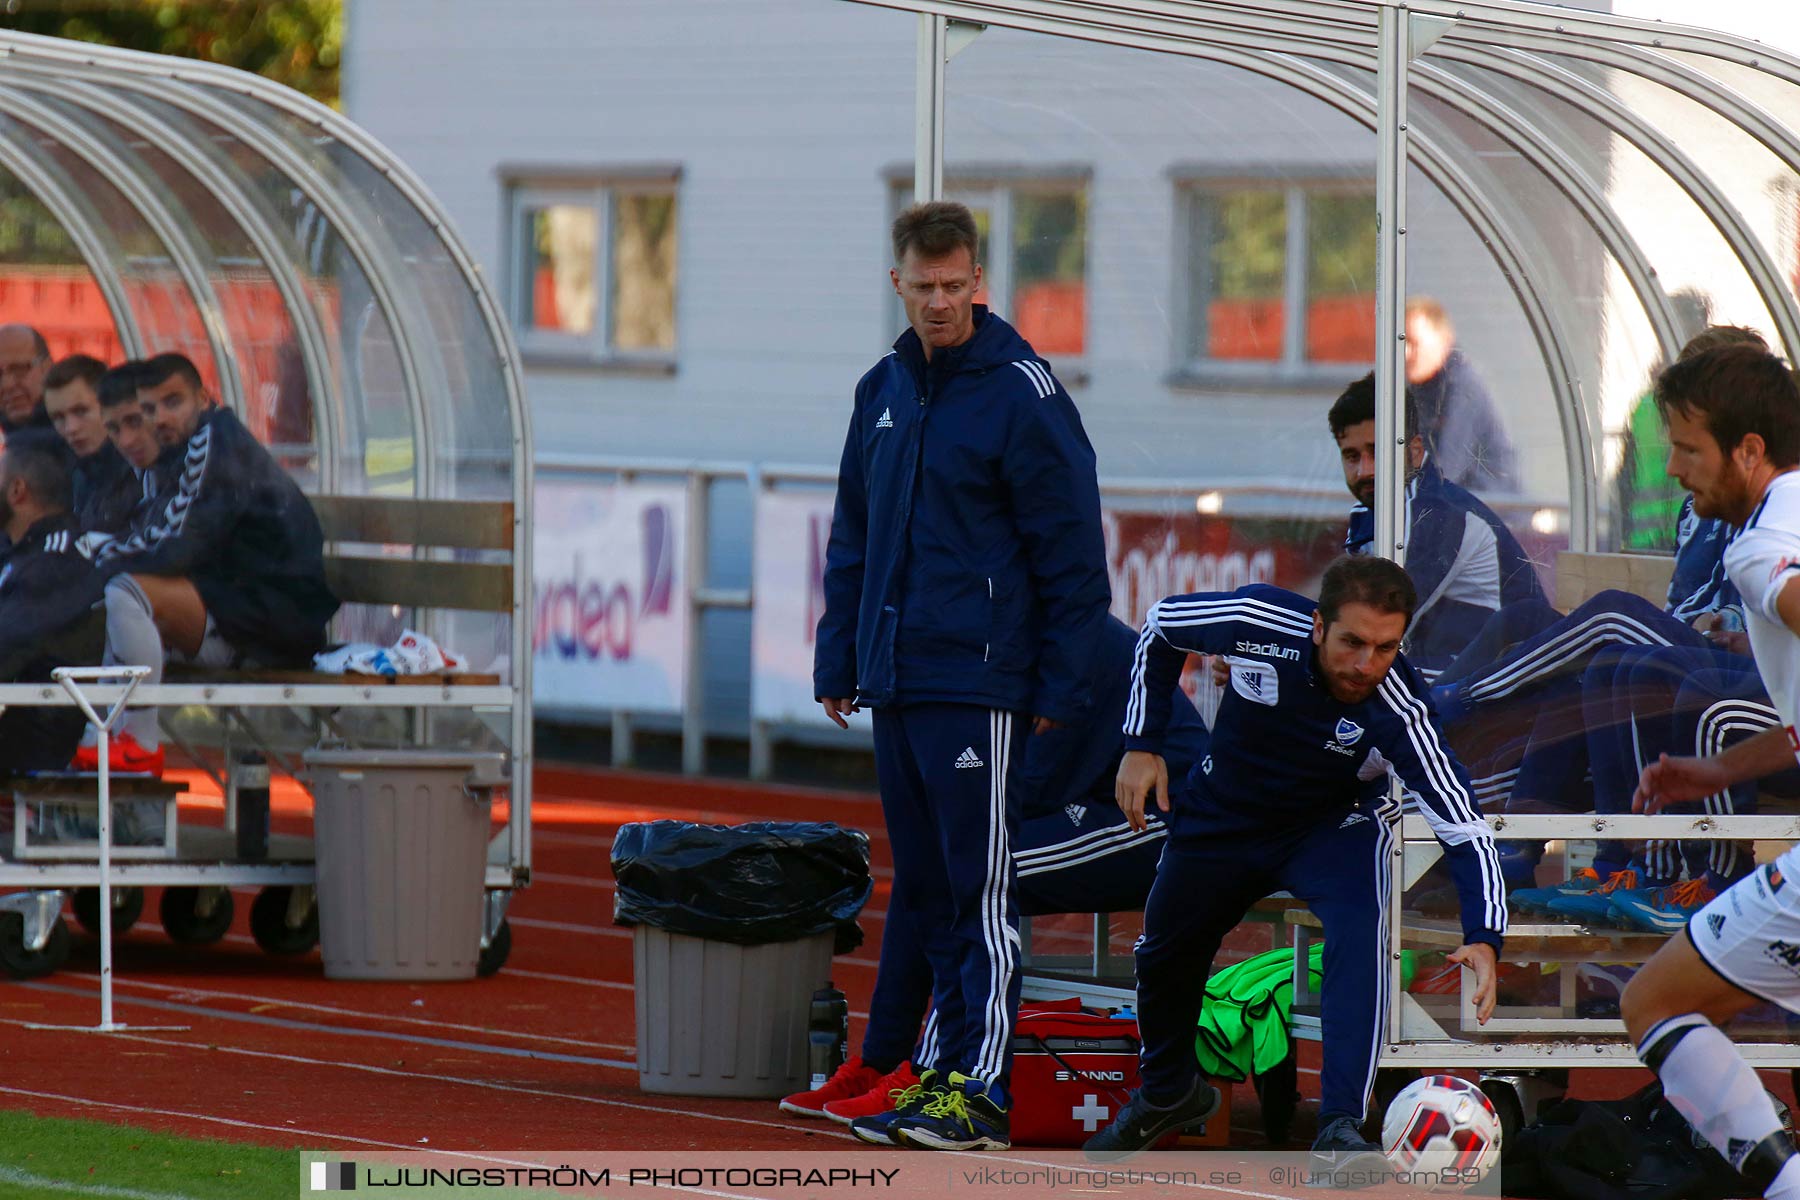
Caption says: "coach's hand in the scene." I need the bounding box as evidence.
[1634,752,1728,814]
[1209,655,1230,687]
[820,697,860,730]
[1448,942,1499,1025]
[1116,750,1169,833]
[1032,716,1065,735]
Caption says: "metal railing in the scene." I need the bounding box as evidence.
[533,454,1572,776]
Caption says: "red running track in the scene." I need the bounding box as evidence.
[0,763,1760,1172]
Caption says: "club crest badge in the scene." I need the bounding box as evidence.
[1334,718,1364,747]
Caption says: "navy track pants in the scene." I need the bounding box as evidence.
[1135,812,1394,1126]
[871,703,1029,1093]
[859,801,1167,1071]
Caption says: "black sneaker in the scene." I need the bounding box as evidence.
[1082,1076,1221,1163]
[849,1069,939,1146]
[892,1071,1010,1151]
[1307,1114,1390,1186]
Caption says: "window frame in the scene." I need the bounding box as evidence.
[1171,169,1376,390]
[885,166,1091,381]
[501,165,681,371]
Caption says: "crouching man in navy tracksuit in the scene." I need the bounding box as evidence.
[814,201,1111,1152]
[1084,556,1507,1168]
[786,618,1207,1134]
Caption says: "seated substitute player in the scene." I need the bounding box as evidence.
[90,351,338,678]
[0,430,107,773]
[1332,373,1544,673]
[1084,555,1506,1167]
[82,360,173,537]
[782,617,1209,1142]
[67,361,185,774]
[1623,343,1800,1200]
[42,354,129,531]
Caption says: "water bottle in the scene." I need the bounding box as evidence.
[235,751,270,861]
[807,982,849,1089]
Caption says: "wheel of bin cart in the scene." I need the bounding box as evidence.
[249,886,318,955]
[158,886,235,945]
[0,912,70,979]
[72,886,144,937]
[477,918,511,977]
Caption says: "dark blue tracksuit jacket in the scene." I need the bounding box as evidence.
[1123,584,1506,1123]
[0,513,106,771]
[1346,458,1545,669]
[1666,495,1740,623]
[813,306,1110,723]
[1126,584,1507,952]
[94,407,338,667]
[1017,617,1208,821]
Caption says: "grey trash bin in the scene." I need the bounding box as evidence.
[634,925,832,1098]
[303,749,502,981]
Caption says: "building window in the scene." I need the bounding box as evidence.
[890,177,1087,363]
[1180,181,1375,374]
[506,174,678,363]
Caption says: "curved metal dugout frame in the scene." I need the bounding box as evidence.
[0,31,534,874]
[850,0,1800,550]
[841,0,1800,1064]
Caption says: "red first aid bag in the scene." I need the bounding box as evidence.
[1009,998,1149,1147]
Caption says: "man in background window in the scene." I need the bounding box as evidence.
[1406,297,1518,493]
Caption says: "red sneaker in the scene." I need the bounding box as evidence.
[778,1056,882,1118]
[822,1061,921,1124]
[70,733,165,778]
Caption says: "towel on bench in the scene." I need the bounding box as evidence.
[313,629,466,676]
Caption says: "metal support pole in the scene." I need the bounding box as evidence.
[914,13,948,203]
[612,710,636,769]
[682,471,709,776]
[29,667,184,1036]
[1374,3,1410,570]
[749,719,773,780]
[1376,0,1412,1053]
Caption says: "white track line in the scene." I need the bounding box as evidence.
[509,916,632,938]
[503,967,633,990]
[46,975,632,1053]
[0,1164,202,1200]
[0,1017,853,1143]
[529,872,613,889]
[0,1082,434,1150]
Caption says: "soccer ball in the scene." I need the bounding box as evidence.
[1381,1074,1503,1186]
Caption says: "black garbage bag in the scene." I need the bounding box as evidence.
[611,820,871,953]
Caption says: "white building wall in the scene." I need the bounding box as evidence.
[345,0,1585,503]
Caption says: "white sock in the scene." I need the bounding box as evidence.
[1640,1014,1793,1185]
[1772,1157,1800,1200]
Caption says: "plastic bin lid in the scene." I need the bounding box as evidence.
[302,748,507,781]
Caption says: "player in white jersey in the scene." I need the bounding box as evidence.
[1627,343,1800,1197]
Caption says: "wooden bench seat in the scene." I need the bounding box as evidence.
[152,494,515,688]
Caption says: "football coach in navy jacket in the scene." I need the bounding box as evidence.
[814,200,1111,1152]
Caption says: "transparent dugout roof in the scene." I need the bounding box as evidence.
[0,29,528,503]
[848,0,1800,561]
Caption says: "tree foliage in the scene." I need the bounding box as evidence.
[1,1,342,106]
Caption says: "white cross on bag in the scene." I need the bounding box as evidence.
[1072,1094,1110,1131]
